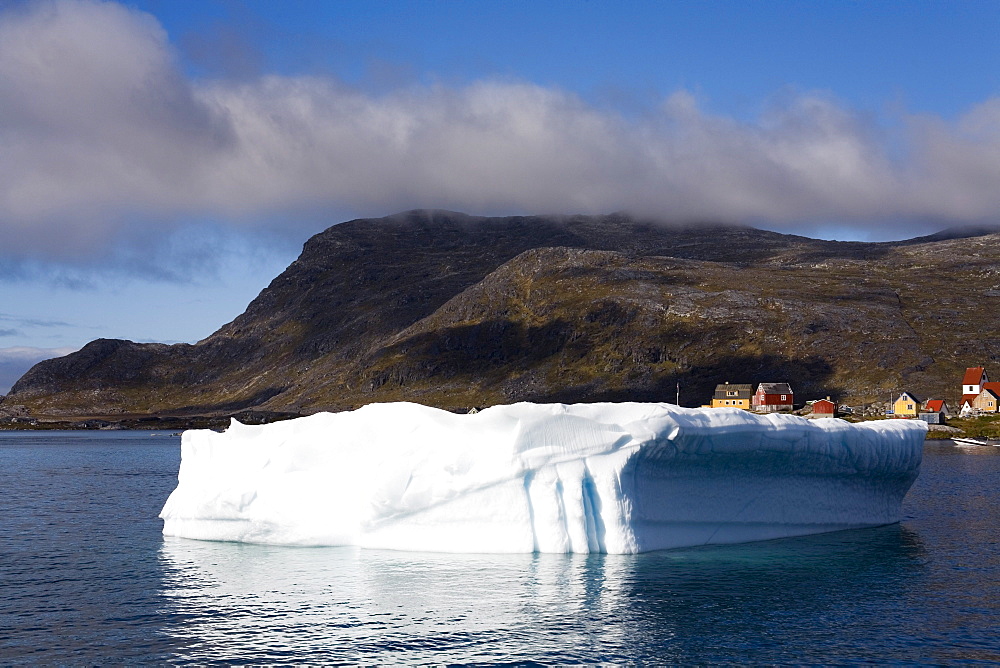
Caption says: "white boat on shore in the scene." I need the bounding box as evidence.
[952,437,1000,447]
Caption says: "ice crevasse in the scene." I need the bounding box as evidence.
[160,401,926,554]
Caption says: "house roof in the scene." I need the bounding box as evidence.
[756,382,792,394]
[982,382,1000,394]
[713,383,753,399]
[961,393,980,407]
[896,391,921,403]
[925,399,946,412]
[977,388,1000,401]
[963,366,986,385]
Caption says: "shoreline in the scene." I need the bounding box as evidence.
[3,402,998,439]
[0,410,304,431]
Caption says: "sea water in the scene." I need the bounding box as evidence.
[1,431,998,663]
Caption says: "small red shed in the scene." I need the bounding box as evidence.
[812,398,836,416]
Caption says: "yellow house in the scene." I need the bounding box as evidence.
[711,382,753,410]
[892,391,921,417]
[972,388,1000,413]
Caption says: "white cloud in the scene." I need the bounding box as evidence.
[1,0,999,267]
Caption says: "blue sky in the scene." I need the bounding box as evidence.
[139,0,997,119]
[1,0,999,392]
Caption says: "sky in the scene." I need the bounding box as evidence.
[1,0,999,392]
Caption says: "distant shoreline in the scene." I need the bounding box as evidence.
[0,411,302,432]
[0,412,980,441]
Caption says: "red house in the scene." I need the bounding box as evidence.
[752,383,794,412]
[812,398,836,416]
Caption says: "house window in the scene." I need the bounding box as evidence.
[907,404,914,410]
[781,395,787,400]
[728,391,737,396]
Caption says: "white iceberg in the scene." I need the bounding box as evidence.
[160,402,925,554]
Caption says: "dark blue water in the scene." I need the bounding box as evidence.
[2,432,999,664]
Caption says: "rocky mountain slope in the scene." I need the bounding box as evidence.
[5,210,1000,419]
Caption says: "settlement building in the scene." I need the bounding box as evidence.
[972,385,1000,413]
[923,399,949,416]
[811,398,837,416]
[711,382,753,410]
[752,383,794,412]
[963,367,989,395]
[961,367,989,410]
[892,392,921,417]
[920,399,948,424]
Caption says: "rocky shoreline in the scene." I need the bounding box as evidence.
[0,407,303,431]
[0,403,976,438]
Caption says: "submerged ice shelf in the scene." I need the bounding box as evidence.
[160,402,926,554]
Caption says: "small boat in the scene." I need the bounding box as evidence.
[952,437,999,447]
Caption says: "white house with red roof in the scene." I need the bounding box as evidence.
[924,399,949,416]
[960,367,990,413]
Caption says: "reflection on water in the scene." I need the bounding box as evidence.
[158,525,945,663]
[5,435,1000,663]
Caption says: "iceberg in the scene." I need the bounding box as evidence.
[160,402,925,554]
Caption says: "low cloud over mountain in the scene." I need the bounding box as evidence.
[1,0,999,268]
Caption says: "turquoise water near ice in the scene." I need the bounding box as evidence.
[1,431,998,663]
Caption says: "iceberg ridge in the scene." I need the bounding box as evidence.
[159,402,925,554]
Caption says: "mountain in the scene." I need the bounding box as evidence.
[5,210,1000,421]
